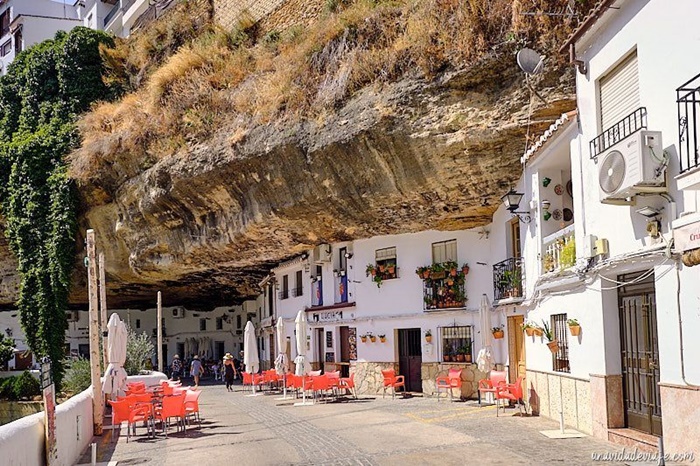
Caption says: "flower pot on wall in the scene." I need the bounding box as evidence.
[465,354,472,363]
[569,325,581,336]
[360,336,367,343]
[425,335,432,343]
[547,340,559,354]
[524,327,535,337]
[533,327,544,337]
[370,336,377,343]
[492,330,504,339]
[443,355,451,362]
[379,336,386,343]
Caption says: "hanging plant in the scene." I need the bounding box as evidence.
[366,264,376,277]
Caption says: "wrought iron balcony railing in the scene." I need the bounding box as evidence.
[423,274,466,310]
[278,289,289,300]
[291,287,303,298]
[677,73,700,173]
[589,107,647,159]
[493,257,524,301]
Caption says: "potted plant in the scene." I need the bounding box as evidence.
[492,325,504,339]
[521,320,535,337]
[461,263,470,275]
[455,347,465,362]
[379,333,386,343]
[368,333,376,343]
[430,262,446,279]
[443,352,451,362]
[387,263,396,275]
[543,252,555,273]
[360,334,368,343]
[373,274,383,289]
[378,264,386,273]
[445,260,458,277]
[567,318,581,336]
[560,240,576,269]
[366,264,377,277]
[542,320,559,353]
[425,329,432,342]
[532,325,544,337]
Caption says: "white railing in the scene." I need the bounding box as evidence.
[542,224,576,273]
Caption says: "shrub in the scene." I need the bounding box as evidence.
[0,376,18,400]
[124,327,154,376]
[13,371,40,400]
[62,358,92,394]
[0,337,14,368]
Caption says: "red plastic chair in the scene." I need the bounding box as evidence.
[241,372,253,391]
[108,399,151,442]
[154,394,185,436]
[381,369,406,399]
[311,375,332,403]
[184,389,202,428]
[436,368,462,401]
[477,370,507,406]
[340,373,357,399]
[495,376,526,416]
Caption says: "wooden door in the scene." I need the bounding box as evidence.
[619,272,662,436]
[398,329,422,392]
[507,315,526,384]
[339,326,350,377]
[315,328,324,373]
[14,351,33,370]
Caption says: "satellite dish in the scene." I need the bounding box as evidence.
[517,48,545,75]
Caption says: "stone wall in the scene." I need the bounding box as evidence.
[526,369,592,434]
[258,0,326,34]
[0,401,43,426]
[353,361,398,395]
[421,363,488,400]
[214,0,286,31]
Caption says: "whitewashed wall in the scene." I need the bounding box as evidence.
[0,411,44,466]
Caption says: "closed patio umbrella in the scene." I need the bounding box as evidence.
[244,321,260,394]
[293,310,312,406]
[476,294,495,373]
[102,313,128,398]
[274,318,289,398]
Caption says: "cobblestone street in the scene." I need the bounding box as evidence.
[82,381,627,466]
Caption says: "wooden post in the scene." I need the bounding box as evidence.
[86,230,103,436]
[157,291,163,372]
[98,252,108,370]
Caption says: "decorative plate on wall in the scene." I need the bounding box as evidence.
[563,208,573,222]
[554,184,564,195]
[552,209,562,221]
[566,180,573,198]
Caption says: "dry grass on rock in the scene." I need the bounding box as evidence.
[70,0,593,189]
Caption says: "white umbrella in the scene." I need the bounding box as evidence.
[293,310,312,406]
[102,313,128,398]
[244,321,260,394]
[476,294,495,373]
[274,318,289,399]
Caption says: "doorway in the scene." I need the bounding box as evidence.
[398,328,422,392]
[339,326,350,377]
[315,328,324,373]
[161,344,168,371]
[215,341,225,361]
[507,315,526,384]
[618,272,662,436]
[176,342,184,359]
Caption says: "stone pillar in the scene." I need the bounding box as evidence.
[589,373,623,440]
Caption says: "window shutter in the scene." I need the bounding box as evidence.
[599,52,640,131]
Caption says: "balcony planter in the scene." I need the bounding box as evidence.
[465,354,472,363]
[379,334,386,343]
[547,340,560,353]
[455,354,465,362]
[443,354,451,362]
[524,327,535,337]
[387,265,396,275]
[430,271,446,280]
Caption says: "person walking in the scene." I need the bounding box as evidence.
[190,355,204,388]
[223,353,236,392]
[170,355,182,382]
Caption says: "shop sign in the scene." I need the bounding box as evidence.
[311,310,343,323]
[674,219,700,252]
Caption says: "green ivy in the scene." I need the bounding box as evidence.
[0,27,115,389]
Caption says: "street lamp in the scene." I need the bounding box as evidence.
[501,188,531,223]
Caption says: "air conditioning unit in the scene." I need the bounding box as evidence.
[65,311,80,322]
[313,243,332,262]
[172,308,185,319]
[598,131,666,203]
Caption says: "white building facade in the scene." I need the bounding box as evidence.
[0,0,81,75]
[77,0,153,38]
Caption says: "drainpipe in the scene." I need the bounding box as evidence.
[569,44,587,75]
[674,262,700,387]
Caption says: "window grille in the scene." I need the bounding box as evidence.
[375,247,397,279]
[440,325,473,362]
[551,314,570,373]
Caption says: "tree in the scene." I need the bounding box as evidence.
[124,327,154,376]
[0,27,115,388]
[0,336,14,368]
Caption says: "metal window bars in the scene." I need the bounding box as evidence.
[551,314,570,373]
[589,107,647,159]
[493,257,524,301]
[677,73,700,173]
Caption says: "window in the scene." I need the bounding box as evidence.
[199,318,206,331]
[440,326,472,362]
[0,40,11,58]
[0,10,10,37]
[293,270,303,297]
[599,52,639,132]
[375,247,397,279]
[432,239,457,264]
[280,274,289,300]
[216,317,223,330]
[135,319,141,329]
[236,315,241,329]
[13,29,21,53]
[551,314,570,373]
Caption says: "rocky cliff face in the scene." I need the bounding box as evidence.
[0,53,575,309]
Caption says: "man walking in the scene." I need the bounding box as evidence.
[170,354,182,381]
[190,354,204,387]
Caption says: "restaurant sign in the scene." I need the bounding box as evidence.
[310,310,343,323]
[673,218,700,252]
[41,358,57,464]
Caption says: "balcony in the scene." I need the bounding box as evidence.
[103,1,121,28]
[542,224,576,273]
[291,287,303,298]
[334,274,348,304]
[278,289,289,300]
[677,73,700,175]
[419,263,468,310]
[493,257,524,302]
[589,107,647,159]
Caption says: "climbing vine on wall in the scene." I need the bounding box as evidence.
[0,27,115,388]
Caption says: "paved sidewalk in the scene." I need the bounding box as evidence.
[80,381,625,465]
